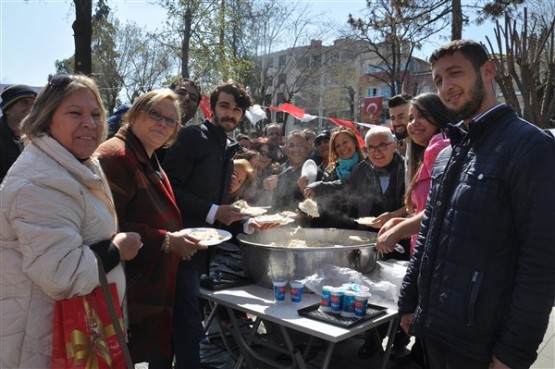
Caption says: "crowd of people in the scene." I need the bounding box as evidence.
[0,38,554,369]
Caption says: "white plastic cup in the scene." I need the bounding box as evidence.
[354,292,371,318]
[330,287,345,314]
[341,290,356,317]
[320,285,333,312]
[289,280,304,303]
[272,278,288,303]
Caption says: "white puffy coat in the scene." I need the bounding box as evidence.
[0,135,124,369]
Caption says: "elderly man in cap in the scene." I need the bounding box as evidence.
[0,84,37,182]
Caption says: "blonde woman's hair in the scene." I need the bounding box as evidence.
[124,89,182,148]
[21,74,107,142]
[231,158,255,195]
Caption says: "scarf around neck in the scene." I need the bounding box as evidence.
[336,152,360,179]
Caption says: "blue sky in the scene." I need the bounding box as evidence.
[1,0,495,88]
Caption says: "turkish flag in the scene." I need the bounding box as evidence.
[268,102,305,120]
[328,118,366,149]
[361,96,383,124]
[199,95,212,120]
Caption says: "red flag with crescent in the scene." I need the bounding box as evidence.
[361,96,383,124]
[328,118,366,149]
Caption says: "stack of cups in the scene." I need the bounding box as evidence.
[272,278,288,303]
[289,280,304,303]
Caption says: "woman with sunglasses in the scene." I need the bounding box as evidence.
[0,74,142,368]
[95,89,206,368]
[246,137,279,206]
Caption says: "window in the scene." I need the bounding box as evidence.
[279,55,287,67]
[278,74,287,85]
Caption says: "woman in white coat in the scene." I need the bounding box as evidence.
[0,74,142,369]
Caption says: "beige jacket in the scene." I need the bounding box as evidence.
[0,135,124,369]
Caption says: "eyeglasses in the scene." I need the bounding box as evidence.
[366,142,394,153]
[147,109,177,128]
[48,74,74,88]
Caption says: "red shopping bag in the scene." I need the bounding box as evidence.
[51,284,128,369]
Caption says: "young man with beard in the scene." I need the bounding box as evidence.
[388,93,412,157]
[162,81,254,369]
[398,40,555,369]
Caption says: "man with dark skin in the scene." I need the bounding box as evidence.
[171,77,202,125]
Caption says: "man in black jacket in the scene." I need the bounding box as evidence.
[398,40,555,369]
[163,81,252,369]
[0,84,37,182]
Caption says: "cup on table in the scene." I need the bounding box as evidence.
[330,287,345,314]
[289,280,304,303]
[320,285,333,312]
[341,290,356,317]
[354,292,371,318]
[272,278,288,303]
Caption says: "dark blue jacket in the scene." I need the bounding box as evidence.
[398,105,555,369]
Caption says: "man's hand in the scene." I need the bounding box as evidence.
[297,175,309,192]
[263,175,278,190]
[489,356,511,369]
[376,217,406,253]
[215,205,246,226]
[303,187,315,199]
[112,232,142,261]
[400,313,413,335]
[249,220,281,231]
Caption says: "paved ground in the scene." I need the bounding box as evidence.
[135,307,555,369]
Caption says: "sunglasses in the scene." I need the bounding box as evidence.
[48,74,74,88]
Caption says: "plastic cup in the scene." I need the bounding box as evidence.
[289,280,304,303]
[354,292,371,318]
[330,287,345,314]
[272,278,288,303]
[320,285,333,312]
[341,290,356,317]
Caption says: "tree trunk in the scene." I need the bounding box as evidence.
[181,7,192,78]
[73,0,93,75]
[451,0,463,40]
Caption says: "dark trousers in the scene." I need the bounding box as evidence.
[423,336,490,369]
[173,262,204,369]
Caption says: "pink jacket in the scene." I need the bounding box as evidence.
[410,133,450,253]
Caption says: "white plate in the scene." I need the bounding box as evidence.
[253,214,296,225]
[301,159,318,184]
[355,217,377,226]
[183,228,232,246]
[240,207,268,217]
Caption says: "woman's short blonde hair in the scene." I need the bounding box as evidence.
[125,89,182,148]
[231,158,255,195]
[21,74,107,142]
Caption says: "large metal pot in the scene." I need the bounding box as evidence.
[237,228,379,289]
